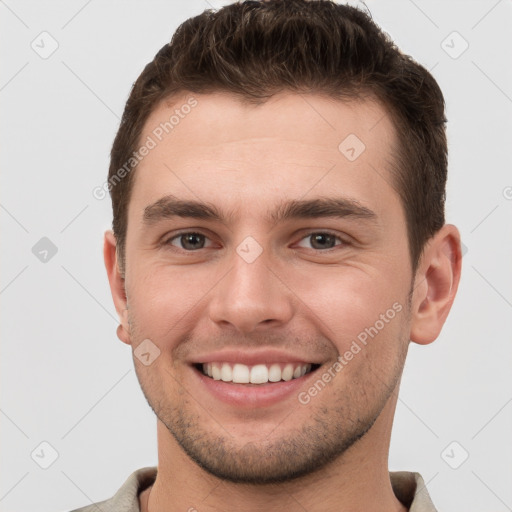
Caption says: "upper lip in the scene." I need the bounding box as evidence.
[189,349,324,366]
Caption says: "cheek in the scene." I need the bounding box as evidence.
[126,246,410,358]
[293,267,410,384]
[294,265,406,342]
[126,265,207,347]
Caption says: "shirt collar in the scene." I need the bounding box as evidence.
[107,467,437,512]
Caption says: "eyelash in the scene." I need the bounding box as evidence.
[162,230,349,253]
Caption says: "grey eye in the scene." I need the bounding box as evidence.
[296,232,343,250]
[169,232,210,250]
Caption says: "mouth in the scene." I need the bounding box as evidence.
[190,356,325,408]
[193,362,321,385]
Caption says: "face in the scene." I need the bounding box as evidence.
[116,92,416,483]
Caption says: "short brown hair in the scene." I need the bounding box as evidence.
[109,0,447,273]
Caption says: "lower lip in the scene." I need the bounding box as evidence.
[192,366,318,408]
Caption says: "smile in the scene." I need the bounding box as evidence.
[196,362,319,384]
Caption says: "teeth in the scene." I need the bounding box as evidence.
[232,363,250,383]
[250,364,268,384]
[211,364,221,381]
[282,364,294,381]
[221,363,233,382]
[200,362,313,384]
[268,363,282,382]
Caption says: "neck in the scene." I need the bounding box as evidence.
[142,396,407,512]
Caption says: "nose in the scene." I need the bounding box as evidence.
[207,245,295,334]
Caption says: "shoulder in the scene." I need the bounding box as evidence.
[390,471,438,512]
[65,467,157,512]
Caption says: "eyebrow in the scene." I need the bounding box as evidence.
[143,194,377,226]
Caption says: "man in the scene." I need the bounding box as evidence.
[72,1,461,510]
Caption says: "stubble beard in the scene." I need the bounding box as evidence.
[131,317,410,485]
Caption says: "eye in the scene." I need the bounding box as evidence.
[163,230,348,253]
[295,231,346,251]
[165,232,214,251]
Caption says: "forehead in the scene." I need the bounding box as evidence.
[143,91,395,155]
[129,91,400,224]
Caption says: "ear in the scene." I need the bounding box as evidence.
[410,224,462,345]
[103,230,131,345]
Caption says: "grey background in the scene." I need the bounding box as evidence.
[1,0,511,510]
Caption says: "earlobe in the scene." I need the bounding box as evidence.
[116,323,131,345]
[103,230,131,346]
[410,224,462,345]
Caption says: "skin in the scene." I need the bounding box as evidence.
[104,91,462,512]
